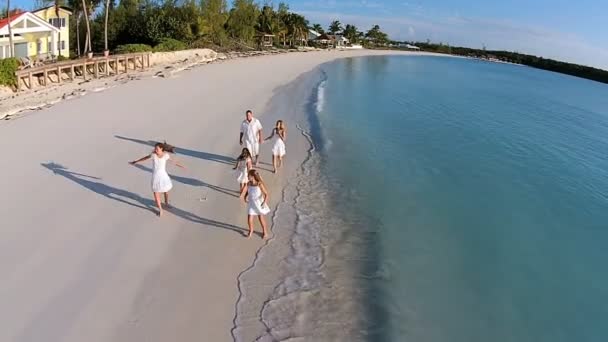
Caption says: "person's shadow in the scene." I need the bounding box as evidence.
[131,164,239,198]
[115,135,235,166]
[41,162,248,236]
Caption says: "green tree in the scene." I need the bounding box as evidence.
[342,24,357,43]
[328,20,342,34]
[225,0,260,45]
[365,24,388,46]
[257,4,278,35]
[311,23,324,34]
[285,12,308,46]
[276,2,289,45]
[200,0,228,45]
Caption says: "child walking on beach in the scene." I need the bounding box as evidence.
[129,142,186,217]
[233,147,253,193]
[240,169,270,239]
[265,120,286,173]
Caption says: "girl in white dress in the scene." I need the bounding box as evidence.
[240,169,270,238]
[130,142,186,217]
[233,147,253,193]
[265,120,286,173]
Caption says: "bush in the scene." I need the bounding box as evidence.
[114,44,153,54]
[153,38,187,52]
[57,55,70,62]
[0,58,20,88]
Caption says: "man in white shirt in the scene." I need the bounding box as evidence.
[240,110,263,166]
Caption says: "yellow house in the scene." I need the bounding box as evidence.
[32,6,72,58]
[0,6,71,59]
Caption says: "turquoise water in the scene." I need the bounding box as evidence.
[297,56,608,341]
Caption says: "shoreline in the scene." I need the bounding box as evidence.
[0,50,451,342]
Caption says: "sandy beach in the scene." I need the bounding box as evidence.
[0,49,444,342]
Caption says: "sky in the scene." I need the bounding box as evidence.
[10,0,608,70]
[294,0,608,70]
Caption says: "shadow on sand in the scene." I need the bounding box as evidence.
[132,164,239,198]
[41,162,247,236]
[115,135,235,166]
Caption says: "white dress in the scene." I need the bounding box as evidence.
[236,157,251,184]
[151,153,173,193]
[247,185,270,216]
[271,129,286,157]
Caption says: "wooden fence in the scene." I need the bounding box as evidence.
[15,53,151,91]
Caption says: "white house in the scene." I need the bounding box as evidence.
[405,44,420,50]
[335,35,349,48]
[308,29,321,41]
[0,11,60,59]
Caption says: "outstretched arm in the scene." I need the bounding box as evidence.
[233,159,240,170]
[265,129,275,141]
[130,155,150,165]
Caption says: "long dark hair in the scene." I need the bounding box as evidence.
[154,141,175,153]
[238,147,251,160]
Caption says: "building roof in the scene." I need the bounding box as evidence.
[0,11,26,30]
[309,29,321,37]
[32,5,73,14]
[0,11,60,35]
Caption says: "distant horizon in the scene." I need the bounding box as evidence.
[7,0,608,70]
[292,0,607,71]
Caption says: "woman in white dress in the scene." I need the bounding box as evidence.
[233,147,253,193]
[265,120,286,173]
[130,142,186,217]
[240,169,270,238]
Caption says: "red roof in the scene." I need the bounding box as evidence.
[0,10,26,30]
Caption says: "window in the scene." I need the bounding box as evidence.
[47,42,51,52]
[37,41,41,53]
[57,41,65,51]
[48,18,65,28]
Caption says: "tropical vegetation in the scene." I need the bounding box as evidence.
[3,0,605,84]
[393,41,608,84]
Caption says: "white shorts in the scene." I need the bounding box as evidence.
[245,141,260,156]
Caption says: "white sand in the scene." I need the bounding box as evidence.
[0,49,446,342]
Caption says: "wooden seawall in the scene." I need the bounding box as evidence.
[15,53,151,91]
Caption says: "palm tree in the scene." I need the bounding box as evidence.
[103,0,109,54]
[311,23,324,34]
[53,0,63,57]
[6,0,14,57]
[287,13,308,46]
[81,0,92,55]
[276,3,289,46]
[328,20,342,35]
[342,24,358,43]
[66,0,81,56]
